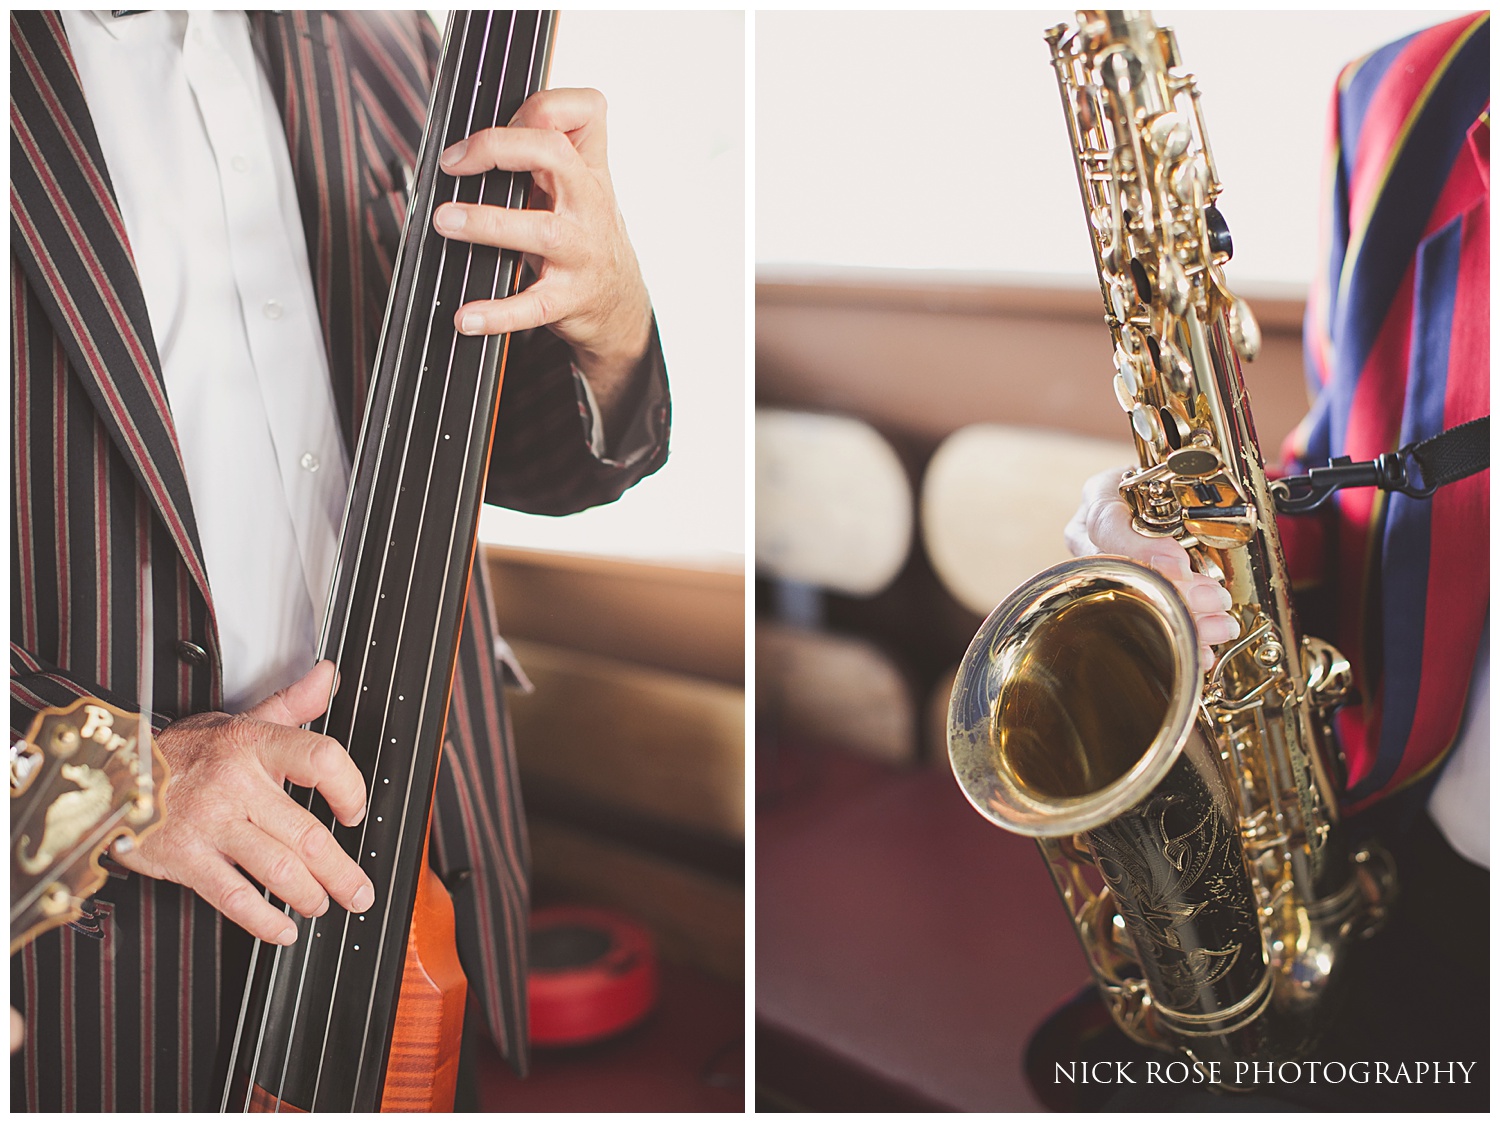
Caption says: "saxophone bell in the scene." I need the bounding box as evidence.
[950,558,1274,1056]
[949,556,1201,842]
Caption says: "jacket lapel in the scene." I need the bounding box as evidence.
[9,10,214,611]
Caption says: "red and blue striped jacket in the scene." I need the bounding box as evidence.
[10,10,668,1111]
[1282,11,1488,810]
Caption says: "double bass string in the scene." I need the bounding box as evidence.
[335,8,525,1103]
[346,20,547,1082]
[420,13,552,980]
[290,9,532,1108]
[231,6,476,1082]
[246,10,549,1106]
[298,9,510,1106]
[228,11,503,1109]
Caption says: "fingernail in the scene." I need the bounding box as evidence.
[277,926,298,946]
[347,804,366,827]
[1185,582,1234,614]
[351,884,375,913]
[460,313,484,335]
[313,896,329,918]
[433,204,466,235]
[1199,614,1242,645]
[440,139,467,168]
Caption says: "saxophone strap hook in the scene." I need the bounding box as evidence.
[1270,415,1489,514]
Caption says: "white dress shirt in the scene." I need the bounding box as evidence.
[64,10,350,712]
[1428,624,1489,867]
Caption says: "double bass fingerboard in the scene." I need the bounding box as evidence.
[224,11,556,1112]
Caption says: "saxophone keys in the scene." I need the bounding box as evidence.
[1174,468,1258,548]
[1158,254,1192,316]
[1148,111,1191,160]
[1302,635,1353,708]
[1182,516,1256,549]
[1131,403,1165,448]
[1128,256,1154,306]
[1229,295,1261,361]
[1099,45,1143,99]
[1171,157,1204,207]
[1172,472,1247,513]
[1113,344,1144,406]
[1254,638,1285,670]
[1125,323,1157,367]
[1160,401,1195,446]
[1192,553,1225,584]
[1166,446,1221,477]
[1161,338,1194,396]
[1204,204,1234,259]
[1078,14,1109,46]
[1075,86,1099,135]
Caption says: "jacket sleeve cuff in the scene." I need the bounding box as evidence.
[569,315,670,470]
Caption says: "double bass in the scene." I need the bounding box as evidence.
[223,11,556,1111]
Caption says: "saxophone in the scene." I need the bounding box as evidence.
[947,11,1394,1066]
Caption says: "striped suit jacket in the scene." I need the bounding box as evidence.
[10,10,669,1111]
[1281,11,1488,810]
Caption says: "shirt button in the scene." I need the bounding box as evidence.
[263,299,283,320]
[300,452,321,473]
[231,154,250,173]
[175,640,209,666]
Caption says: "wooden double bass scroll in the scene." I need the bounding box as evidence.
[222,10,557,1113]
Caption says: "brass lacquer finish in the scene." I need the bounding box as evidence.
[948,10,1393,1068]
[999,591,1172,800]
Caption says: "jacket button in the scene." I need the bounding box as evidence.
[176,640,209,666]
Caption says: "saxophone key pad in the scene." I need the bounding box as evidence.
[1166,446,1221,477]
[1148,111,1190,160]
[1113,345,1142,397]
[1131,403,1164,448]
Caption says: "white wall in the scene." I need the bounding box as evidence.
[757,10,1463,291]
[478,11,747,564]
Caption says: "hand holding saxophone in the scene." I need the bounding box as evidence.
[1063,465,1240,668]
